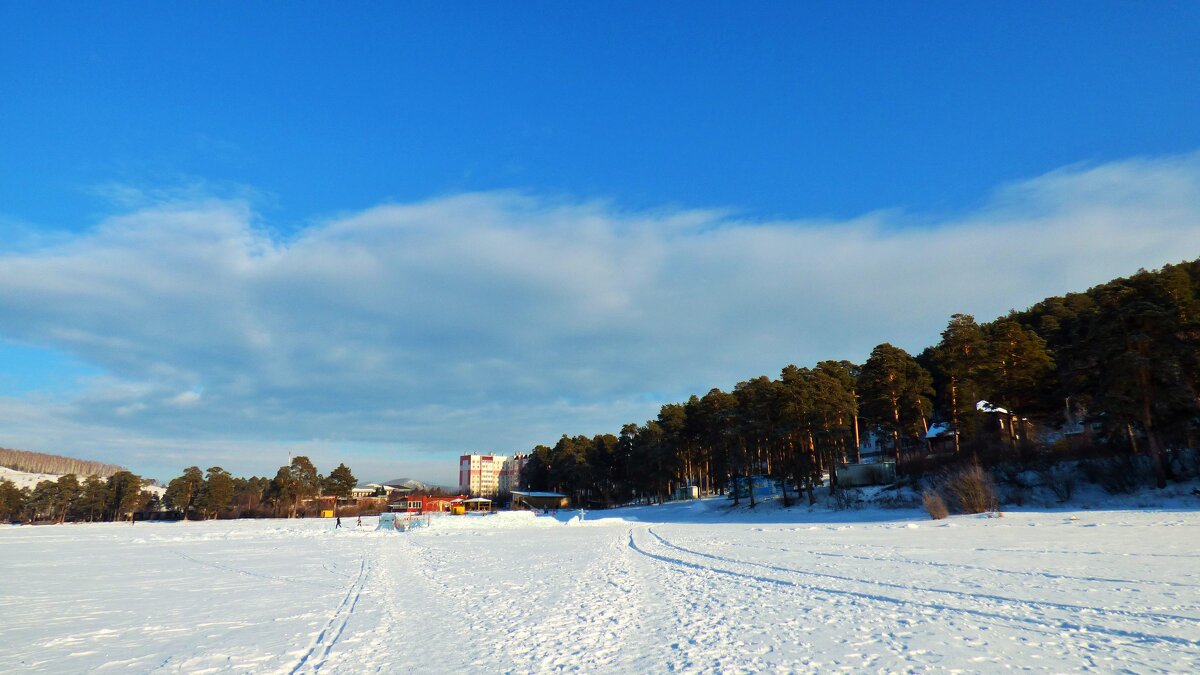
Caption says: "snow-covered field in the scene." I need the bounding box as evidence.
[2,500,1199,673]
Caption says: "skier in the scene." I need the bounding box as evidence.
[356,515,362,527]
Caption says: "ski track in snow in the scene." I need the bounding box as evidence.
[2,504,1199,673]
[289,544,372,674]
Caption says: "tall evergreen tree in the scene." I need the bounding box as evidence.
[518,444,555,493]
[199,467,234,519]
[78,476,108,522]
[858,343,934,461]
[0,479,24,522]
[164,466,204,518]
[286,456,321,516]
[106,471,149,521]
[778,365,817,504]
[324,463,357,502]
[267,466,295,516]
[981,319,1055,450]
[1068,277,1195,487]
[931,314,988,454]
[54,474,81,523]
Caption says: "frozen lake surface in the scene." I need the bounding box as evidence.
[2,500,1199,673]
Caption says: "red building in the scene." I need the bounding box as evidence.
[389,494,465,514]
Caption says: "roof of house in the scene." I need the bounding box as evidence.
[511,491,567,498]
[926,423,952,439]
[976,400,1009,414]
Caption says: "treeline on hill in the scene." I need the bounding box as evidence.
[520,259,1200,508]
[0,471,156,524]
[0,447,125,477]
[159,457,359,520]
[0,456,362,523]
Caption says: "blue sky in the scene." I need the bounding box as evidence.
[2,3,1199,484]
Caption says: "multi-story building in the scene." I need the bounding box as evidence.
[498,454,528,495]
[459,454,507,498]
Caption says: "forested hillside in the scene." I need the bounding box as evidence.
[521,259,1200,506]
[0,447,125,477]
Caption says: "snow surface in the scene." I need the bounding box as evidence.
[2,500,1199,673]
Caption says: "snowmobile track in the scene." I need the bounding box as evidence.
[628,527,1200,650]
[647,528,1200,627]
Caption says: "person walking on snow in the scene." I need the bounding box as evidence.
[335,515,342,528]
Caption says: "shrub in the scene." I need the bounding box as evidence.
[1081,455,1145,494]
[831,488,862,511]
[944,463,998,514]
[922,490,949,519]
[1042,464,1079,503]
[1168,448,1200,480]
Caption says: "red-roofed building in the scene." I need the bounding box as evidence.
[389,494,464,514]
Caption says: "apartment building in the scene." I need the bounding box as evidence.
[459,454,507,498]
[498,454,528,494]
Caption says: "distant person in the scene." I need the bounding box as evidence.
[356,515,362,527]
[335,516,342,528]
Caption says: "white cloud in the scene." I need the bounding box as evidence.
[1,152,1199,481]
[168,389,202,407]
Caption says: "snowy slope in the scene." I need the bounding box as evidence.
[0,466,61,490]
[1,501,1198,673]
[0,465,166,496]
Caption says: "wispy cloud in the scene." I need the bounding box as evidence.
[1,153,1198,481]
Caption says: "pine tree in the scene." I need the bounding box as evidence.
[54,474,81,523]
[931,314,988,454]
[858,343,934,462]
[323,463,357,502]
[811,362,858,494]
[981,319,1055,450]
[585,434,622,505]
[106,471,149,521]
[26,480,59,521]
[518,445,554,493]
[164,466,204,518]
[286,456,321,516]
[78,476,108,522]
[656,403,688,499]
[199,467,234,519]
[0,479,24,522]
[696,388,739,504]
[1070,277,1193,487]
